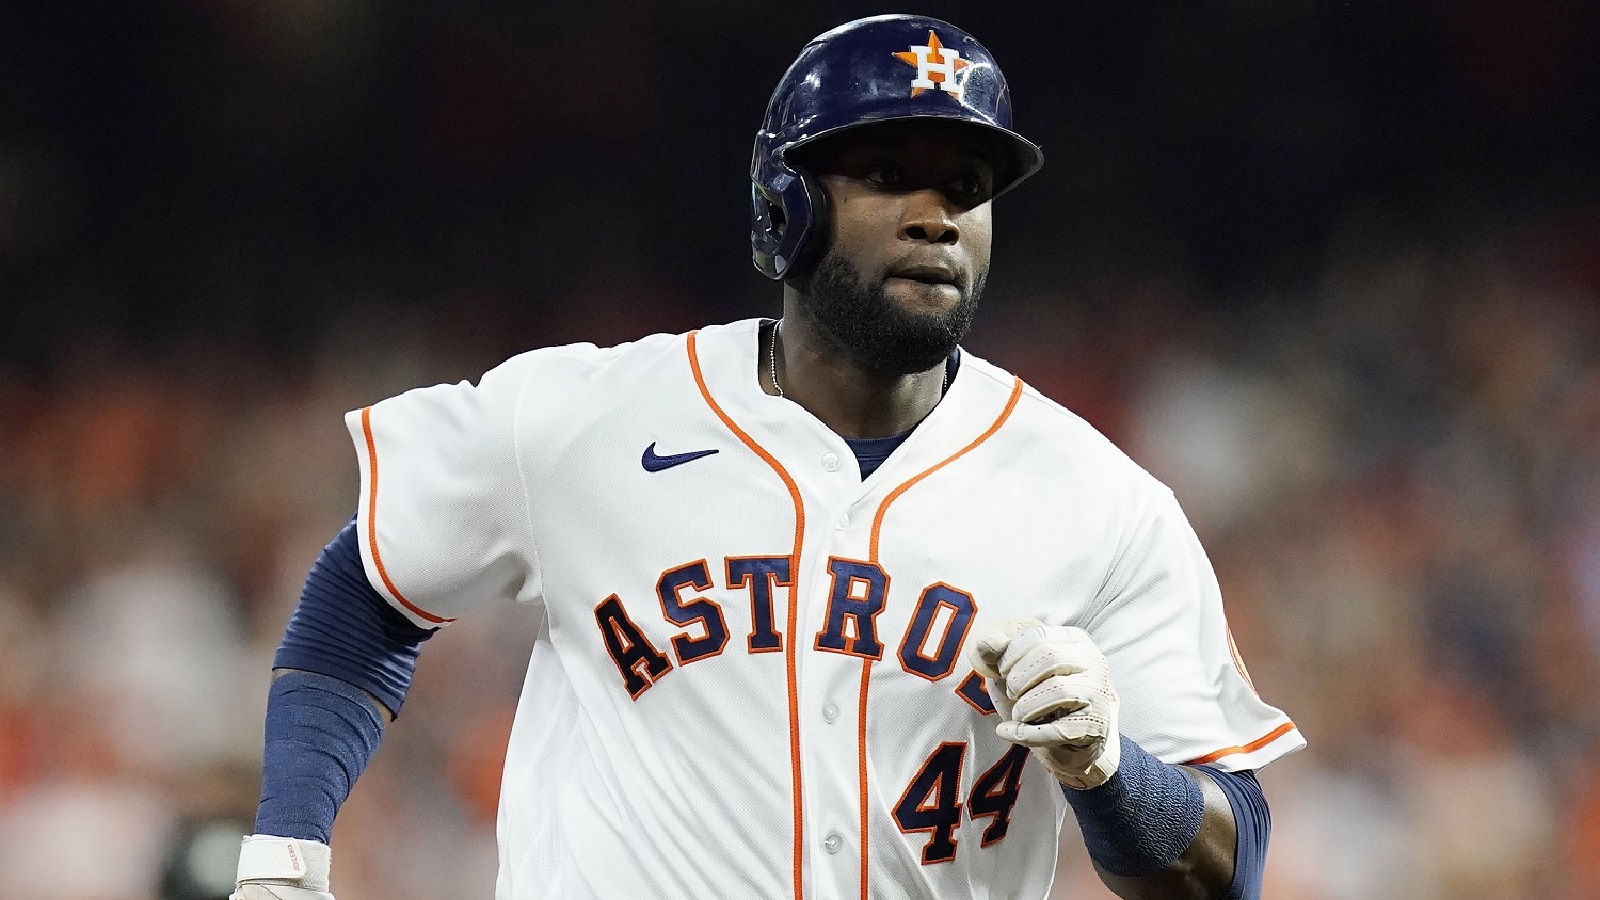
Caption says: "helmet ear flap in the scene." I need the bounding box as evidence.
[780,170,829,285]
[750,182,787,279]
[751,159,827,281]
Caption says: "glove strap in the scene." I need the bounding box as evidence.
[238,835,332,891]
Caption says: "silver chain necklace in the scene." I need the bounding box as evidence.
[769,319,786,398]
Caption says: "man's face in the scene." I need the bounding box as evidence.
[794,120,997,376]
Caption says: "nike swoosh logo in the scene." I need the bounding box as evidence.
[641,442,720,472]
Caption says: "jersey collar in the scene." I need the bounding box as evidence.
[688,318,1019,492]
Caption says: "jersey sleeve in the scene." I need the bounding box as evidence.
[1085,488,1304,771]
[345,355,541,628]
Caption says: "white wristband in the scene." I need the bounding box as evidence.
[237,835,331,891]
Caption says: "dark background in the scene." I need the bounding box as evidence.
[4,1,1595,363]
[1,3,1598,898]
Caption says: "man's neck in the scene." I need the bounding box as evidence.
[769,301,947,439]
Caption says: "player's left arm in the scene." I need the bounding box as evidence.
[972,622,1263,900]
[1089,761,1268,900]
[971,489,1295,900]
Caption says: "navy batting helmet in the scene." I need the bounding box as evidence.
[751,15,1043,280]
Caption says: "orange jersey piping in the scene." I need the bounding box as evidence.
[686,330,807,900]
[359,406,455,625]
[1185,721,1299,765]
[868,378,1025,560]
[858,375,1024,897]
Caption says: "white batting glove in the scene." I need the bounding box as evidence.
[231,835,335,900]
[969,618,1122,790]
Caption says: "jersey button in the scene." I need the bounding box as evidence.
[822,701,839,723]
[836,514,849,530]
[823,832,842,854]
[821,451,841,472]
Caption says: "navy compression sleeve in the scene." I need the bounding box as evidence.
[254,670,384,843]
[1064,735,1206,876]
[255,520,438,843]
[1062,734,1272,892]
[272,518,436,715]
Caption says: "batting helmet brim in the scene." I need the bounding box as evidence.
[780,111,1043,202]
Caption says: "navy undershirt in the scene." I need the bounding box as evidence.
[838,348,961,479]
[844,431,911,478]
[1199,766,1271,899]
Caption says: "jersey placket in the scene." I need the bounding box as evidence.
[687,326,1027,900]
[791,386,1026,899]
[794,466,885,900]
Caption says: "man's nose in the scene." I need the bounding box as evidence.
[899,190,960,244]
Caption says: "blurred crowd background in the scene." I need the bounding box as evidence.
[2,1,1598,898]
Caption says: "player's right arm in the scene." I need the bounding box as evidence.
[235,352,548,898]
[232,518,430,899]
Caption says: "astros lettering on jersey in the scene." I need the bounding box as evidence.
[346,320,1303,900]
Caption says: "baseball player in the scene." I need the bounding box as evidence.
[233,15,1301,900]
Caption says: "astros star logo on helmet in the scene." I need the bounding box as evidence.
[893,31,970,98]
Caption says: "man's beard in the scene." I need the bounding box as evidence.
[797,250,984,377]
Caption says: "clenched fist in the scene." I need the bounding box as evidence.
[969,619,1121,790]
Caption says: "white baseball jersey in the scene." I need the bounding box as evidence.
[346,318,1302,900]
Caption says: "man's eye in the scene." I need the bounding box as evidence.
[866,165,903,185]
[952,175,987,197]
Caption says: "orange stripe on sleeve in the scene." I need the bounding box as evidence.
[360,406,455,626]
[1185,721,1299,766]
[686,331,808,900]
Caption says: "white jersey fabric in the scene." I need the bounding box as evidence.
[346,318,1303,900]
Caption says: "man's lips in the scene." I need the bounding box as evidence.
[888,264,960,286]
